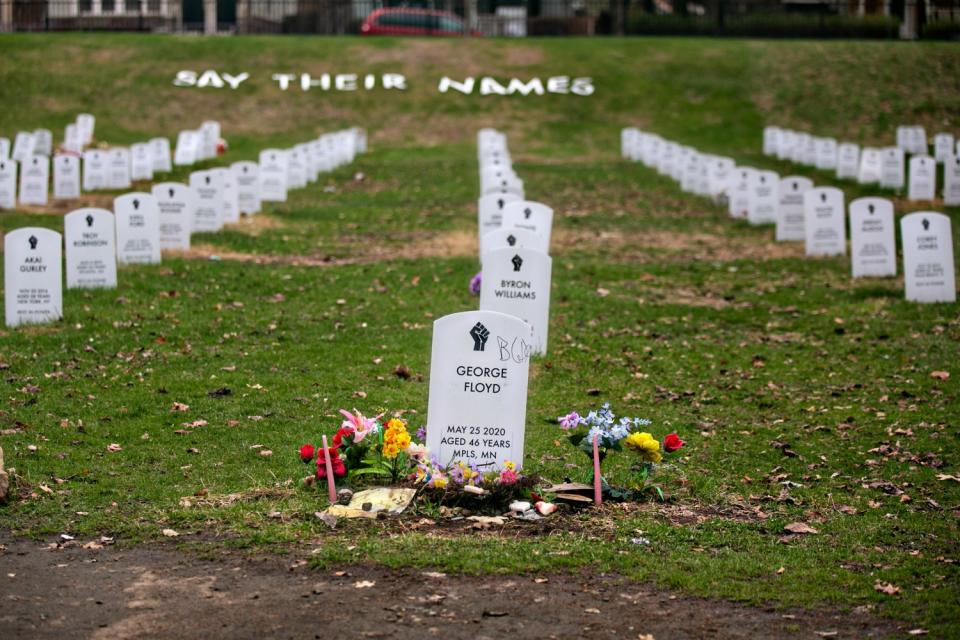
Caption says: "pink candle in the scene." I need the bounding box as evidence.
[321,434,337,503]
[593,434,602,506]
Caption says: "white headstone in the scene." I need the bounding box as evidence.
[906,126,928,155]
[501,201,553,251]
[680,152,702,194]
[152,182,195,251]
[857,148,883,184]
[106,148,131,190]
[200,121,220,160]
[0,159,17,209]
[150,137,172,173]
[114,193,161,265]
[76,114,95,145]
[480,227,543,256]
[33,129,53,157]
[18,155,49,206]
[728,167,755,220]
[212,167,239,224]
[792,133,809,164]
[707,156,735,196]
[815,137,838,170]
[4,227,63,327]
[189,170,224,232]
[478,192,520,253]
[232,161,261,215]
[776,129,796,161]
[849,197,896,278]
[258,149,288,202]
[801,135,818,166]
[0,137,9,159]
[907,155,936,201]
[63,124,82,154]
[11,132,35,164]
[933,133,955,163]
[747,170,779,225]
[803,187,846,257]
[174,131,200,166]
[130,143,154,181]
[287,148,307,190]
[836,143,860,180]
[763,126,780,156]
[479,248,552,356]
[901,212,956,303]
[775,176,813,242]
[64,208,117,289]
[943,154,960,206]
[53,155,81,200]
[483,174,524,198]
[82,150,107,192]
[879,147,905,190]
[425,310,532,470]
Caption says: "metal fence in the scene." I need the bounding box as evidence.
[1,0,958,37]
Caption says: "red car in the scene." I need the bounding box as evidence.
[360,8,478,36]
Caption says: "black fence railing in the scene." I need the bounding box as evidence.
[1,0,958,38]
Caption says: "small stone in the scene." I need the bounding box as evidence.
[534,501,557,516]
[508,500,531,513]
[337,488,354,505]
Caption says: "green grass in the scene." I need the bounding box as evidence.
[1,34,959,635]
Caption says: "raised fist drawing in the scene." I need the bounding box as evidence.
[470,322,490,352]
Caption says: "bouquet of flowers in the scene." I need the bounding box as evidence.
[558,403,684,501]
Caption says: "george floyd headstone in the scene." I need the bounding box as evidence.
[481,227,543,255]
[76,113,95,145]
[775,176,813,242]
[212,167,239,224]
[857,148,883,184]
[0,159,17,209]
[747,170,779,225]
[816,137,838,170]
[4,227,63,328]
[130,143,154,181]
[106,147,131,190]
[152,182,195,250]
[18,155,49,206]
[174,130,201,166]
[53,154,81,200]
[259,149,288,202]
[501,201,553,251]
[803,187,846,257]
[114,193,161,264]
[943,154,960,206]
[82,150,107,191]
[849,197,896,278]
[879,147,905,190]
[907,156,936,201]
[425,310,532,469]
[933,133,955,163]
[232,161,261,215]
[189,170,224,233]
[11,132,35,164]
[64,208,117,289]
[150,137,172,173]
[728,167,755,220]
[479,247,552,356]
[836,143,860,180]
[33,129,53,157]
[901,212,956,303]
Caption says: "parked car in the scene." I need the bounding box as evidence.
[360,8,479,36]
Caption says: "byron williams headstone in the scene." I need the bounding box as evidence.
[803,187,846,257]
[19,155,49,206]
[907,156,936,202]
[775,176,813,242]
[114,193,161,264]
[500,201,553,254]
[53,155,81,200]
[189,170,224,233]
[901,212,956,303]
[849,197,896,278]
[4,227,62,327]
[152,182,195,250]
[0,158,16,209]
[259,149,288,202]
[65,208,117,289]
[480,247,552,355]
[425,310,532,469]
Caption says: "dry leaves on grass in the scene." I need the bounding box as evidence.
[874,580,901,595]
[929,371,950,380]
[784,522,818,535]
[106,443,122,453]
[171,402,190,412]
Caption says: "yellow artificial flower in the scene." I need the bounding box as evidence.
[503,461,516,471]
[624,432,662,463]
[432,476,448,490]
[383,443,400,459]
[385,418,406,434]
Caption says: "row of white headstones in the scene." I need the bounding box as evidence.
[761,125,960,201]
[0,118,242,208]
[3,126,367,328]
[423,129,560,471]
[620,128,957,304]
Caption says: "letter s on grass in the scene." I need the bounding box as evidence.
[173,70,197,87]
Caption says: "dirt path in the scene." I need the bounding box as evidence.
[0,536,899,639]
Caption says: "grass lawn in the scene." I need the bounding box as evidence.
[0,34,958,635]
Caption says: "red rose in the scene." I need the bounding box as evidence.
[316,447,347,478]
[331,427,353,449]
[663,433,684,453]
[299,444,315,463]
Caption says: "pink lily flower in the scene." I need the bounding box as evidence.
[339,408,381,444]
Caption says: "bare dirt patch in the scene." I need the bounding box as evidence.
[223,214,288,237]
[0,535,901,639]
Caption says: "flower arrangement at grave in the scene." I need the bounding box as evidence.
[558,403,684,502]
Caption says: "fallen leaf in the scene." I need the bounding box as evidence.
[776,566,786,575]
[873,580,900,595]
[908,629,929,636]
[259,449,273,457]
[596,288,610,297]
[171,402,190,412]
[354,580,376,589]
[161,528,179,537]
[584,608,601,614]
[929,371,950,380]
[106,443,122,453]
[935,474,960,482]
[784,522,818,535]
